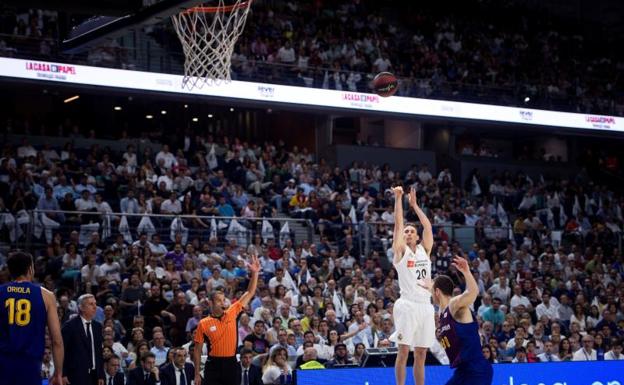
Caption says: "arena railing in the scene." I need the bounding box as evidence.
[10,210,315,253]
[0,32,618,114]
[357,221,514,257]
[1,210,619,258]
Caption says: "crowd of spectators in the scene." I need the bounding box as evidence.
[0,120,623,383]
[1,0,624,115]
[228,0,624,115]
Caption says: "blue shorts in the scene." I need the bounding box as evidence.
[445,365,493,385]
[0,354,42,385]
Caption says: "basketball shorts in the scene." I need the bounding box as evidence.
[0,354,42,385]
[390,297,435,348]
[446,365,493,385]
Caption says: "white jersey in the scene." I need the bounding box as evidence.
[394,244,431,302]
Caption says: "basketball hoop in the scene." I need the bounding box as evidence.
[172,0,252,89]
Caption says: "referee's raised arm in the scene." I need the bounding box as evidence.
[193,252,261,385]
[238,253,261,307]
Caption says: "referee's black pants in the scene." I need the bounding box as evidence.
[203,356,239,385]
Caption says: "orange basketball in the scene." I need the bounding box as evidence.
[373,72,398,97]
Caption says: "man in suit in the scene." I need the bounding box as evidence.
[62,294,105,385]
[160,348,194,385]
[104,355,126,385]
[238,348,262,385]
[128,352,161,385]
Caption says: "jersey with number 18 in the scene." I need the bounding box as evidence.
[0,281,46,359]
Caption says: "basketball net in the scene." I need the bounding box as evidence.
[171,1,252,90]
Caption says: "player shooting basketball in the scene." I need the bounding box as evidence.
[389,186,435,385]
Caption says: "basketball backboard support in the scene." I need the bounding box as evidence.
[60,0,205,54]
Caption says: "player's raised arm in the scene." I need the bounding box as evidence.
[43,288,64,385]
[408,187,433,255]
[449,256,479,315]
[392,186,406,263]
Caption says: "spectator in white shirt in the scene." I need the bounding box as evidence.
[476,249,491,276]
[604,340,623,360]
[99,250,122,283]
[518,191,537,211]
[572,335,597,361]
[488,275,511,303]
[123,144,138,167]
[417,164,432,184]
[437,168,452,183]
[80,254,102,288]
[373,53,392,72]
[41,346,55,380]
[94,193,113,214]
[510,284,533,315]
[75,190,95,212]
[380,206,394,224]
[41,144,60,161]
[146,256,166,280]
[17,138,37,158]
[155,144,178,170]
[268,268,294,293]
[157,170,174,192]
[535,292,559,321]
[161,192,182,214]
[149,234,168,257]
[277,41,296,64]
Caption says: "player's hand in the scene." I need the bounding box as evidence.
[247,253,261,274]
[97,379,104,385]
[195,373,202,385]
[408,187,418,209]
[417,277,433,292]
[392,186,403,197]
[50,373,63,385]
[452,255,470,275]
[61,376,70,385]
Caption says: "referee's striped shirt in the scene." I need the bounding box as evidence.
[194,301,243,357]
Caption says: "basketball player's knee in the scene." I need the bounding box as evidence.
[413,348,427,363]
[396,348,410,364]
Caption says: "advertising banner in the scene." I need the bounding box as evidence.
[296,361,623,385]
[1,57,622,133]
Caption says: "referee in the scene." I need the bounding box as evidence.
[193,252,261,385]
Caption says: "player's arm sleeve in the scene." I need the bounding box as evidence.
[228,301,244,319]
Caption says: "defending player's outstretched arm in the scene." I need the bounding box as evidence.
[408,187,433,255]
[391,186,406,263]
[449,256,479,317]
